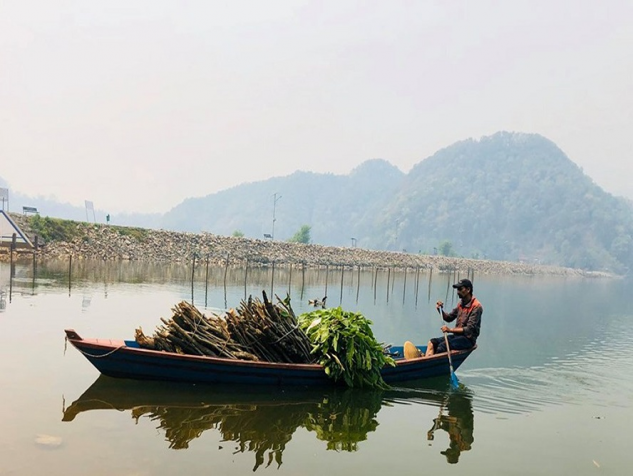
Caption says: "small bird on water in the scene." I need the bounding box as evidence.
[308,296,327,308]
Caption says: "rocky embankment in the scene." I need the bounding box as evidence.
[5,214,607,277]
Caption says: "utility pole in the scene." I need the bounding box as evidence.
[272,193,282,240]
[0,188,9,211]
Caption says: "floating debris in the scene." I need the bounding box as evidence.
[35,434,63,448]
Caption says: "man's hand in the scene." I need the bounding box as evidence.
[436,300,444,310]
[441,325,450,333]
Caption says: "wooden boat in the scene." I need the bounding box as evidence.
[64,329,476,386]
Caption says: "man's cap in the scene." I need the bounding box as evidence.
[441,448,460,464]
[452,278,473,290]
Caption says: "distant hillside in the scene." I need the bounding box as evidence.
[159,133,633,274]
[3,132,632,274]
[160,159,405,246]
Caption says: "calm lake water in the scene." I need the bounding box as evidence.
[1,259,632,475]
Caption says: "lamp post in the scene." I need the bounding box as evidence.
[272,193,282,240]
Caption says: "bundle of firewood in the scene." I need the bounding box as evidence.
[135,291,315,364]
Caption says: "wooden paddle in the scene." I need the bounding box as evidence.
[438,306,459,388]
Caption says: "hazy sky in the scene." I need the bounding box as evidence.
[1,1,632,213]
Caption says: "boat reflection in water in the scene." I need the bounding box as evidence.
[63,375,475,469]
[424,390,474,463]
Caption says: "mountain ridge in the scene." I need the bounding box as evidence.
[2,132,632,273]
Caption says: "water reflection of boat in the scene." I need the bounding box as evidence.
[63,375,475,468]
[64,329,476,386]
[63,375,386,470]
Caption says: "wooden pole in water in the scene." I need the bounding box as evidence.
[244,258,249,300]
[9,256,13,303]
[373,267,378,302]
[10,233,15,276]
[324,264,329,297]
[288,263,292,295]
[386,267,391,302]
[391,265,396,294]
[33,235,38,268]
[444,270,451,304]
[350,264,355,288]
[402,266,407,304]
[191,253,196,303]
[9,233,16,301]
[371,266,376,291]
[221,254,228,308]
[301,262,305,300]
[339,265,344,305]
[427,267,433,304]
[414,265,420,307]
[270,260,275,297]
[68,254,72,296]
[224,253,230,291]
[204,255,210,306]
[31,236,39,294]
[356,265,361,304]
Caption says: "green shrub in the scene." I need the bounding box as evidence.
[28,215,82,243]
[116,226,149,241]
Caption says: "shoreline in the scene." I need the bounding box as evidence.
[2,214,614,278]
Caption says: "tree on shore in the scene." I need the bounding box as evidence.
[438,240,455,257]
[288,225,311,244]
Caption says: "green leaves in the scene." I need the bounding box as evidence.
[299,307,395,389]
[287,224,312,243]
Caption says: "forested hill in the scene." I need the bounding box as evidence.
[160,132,633,274]
[379,132,633,273]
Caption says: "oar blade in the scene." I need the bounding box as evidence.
[449,370,460,389]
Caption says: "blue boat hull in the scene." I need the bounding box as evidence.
[65,329,475,386]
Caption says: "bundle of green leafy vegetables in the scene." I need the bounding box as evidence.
[298,307,395,389]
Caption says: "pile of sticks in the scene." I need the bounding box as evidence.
[135,291,314,364]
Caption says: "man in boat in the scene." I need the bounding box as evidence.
[425,278,482,357]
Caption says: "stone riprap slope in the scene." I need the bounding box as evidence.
[6,214,603,277]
